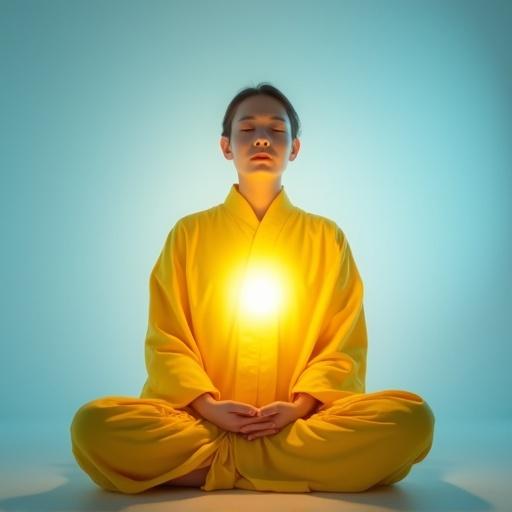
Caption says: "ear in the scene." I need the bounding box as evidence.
[289,137,301,162]
[220,136,234,160]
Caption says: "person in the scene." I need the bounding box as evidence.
[70,82,435,494]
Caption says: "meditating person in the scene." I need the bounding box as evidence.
[70,82,435,494]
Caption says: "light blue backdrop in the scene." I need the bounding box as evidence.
[1,0,510,424]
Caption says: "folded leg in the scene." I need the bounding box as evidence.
[70,396,225,494]
[231,389,435,492]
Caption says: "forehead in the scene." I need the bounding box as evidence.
[234,94,289,123]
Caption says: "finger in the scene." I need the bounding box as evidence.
[238,415,277,429]
[233,406,259,416]
[258,410,278,417]
[239,421,276,433]
[239,417,277,430]
[246,429,279,441]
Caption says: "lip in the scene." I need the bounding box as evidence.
[250,153,273,160]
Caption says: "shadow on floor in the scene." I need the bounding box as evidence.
[0,459,492,512]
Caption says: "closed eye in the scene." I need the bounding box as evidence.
[241,129,285,132]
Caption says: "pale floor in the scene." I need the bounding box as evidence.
[0,417,510,512]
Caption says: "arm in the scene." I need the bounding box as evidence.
[293,392,322,417]
[189,392,217,416]
[290,226,368,410]
[141,221,221,409]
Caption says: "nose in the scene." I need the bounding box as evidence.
[254,138,270,147]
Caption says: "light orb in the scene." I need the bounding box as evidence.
[239,269,282,316]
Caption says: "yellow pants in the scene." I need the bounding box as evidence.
[70,389,435,494]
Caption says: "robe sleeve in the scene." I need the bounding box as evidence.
[141,219,221,409]
[290,225,368,411]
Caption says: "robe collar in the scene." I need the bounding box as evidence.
[222,183,296,231]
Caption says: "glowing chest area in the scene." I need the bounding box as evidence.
[225,261,293,406]
[239,267,284,317]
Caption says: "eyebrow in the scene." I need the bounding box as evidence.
[236,115,287,123]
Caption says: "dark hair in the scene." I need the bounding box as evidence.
[221,82,301,141]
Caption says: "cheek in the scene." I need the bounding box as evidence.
[228,141,242,157]
[230,136,248,151]
[274,133,292,147]
[274,141,292,156]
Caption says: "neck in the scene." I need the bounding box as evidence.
[236,176,282,221]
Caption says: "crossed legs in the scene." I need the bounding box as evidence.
[70,389,435,493]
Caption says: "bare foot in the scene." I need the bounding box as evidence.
[165,466,210,487]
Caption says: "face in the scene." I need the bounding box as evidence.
[220,94,300,179]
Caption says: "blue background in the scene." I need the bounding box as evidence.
[1,0,510,424]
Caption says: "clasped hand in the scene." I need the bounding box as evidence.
[202,399,303,441]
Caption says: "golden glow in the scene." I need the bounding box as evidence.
[239,267,283,317]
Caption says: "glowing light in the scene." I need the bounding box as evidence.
[239,268,283,316]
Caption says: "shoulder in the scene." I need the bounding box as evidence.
[173,205,220,235]
[164,204,221,246]
[295,208,348,252]
[298,211,362,286]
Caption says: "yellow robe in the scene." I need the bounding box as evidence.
[70,183,435,494]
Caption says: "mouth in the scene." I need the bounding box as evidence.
[250,154,273,160]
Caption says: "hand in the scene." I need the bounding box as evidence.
[239,401,301,441]
[191,394,277,435]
